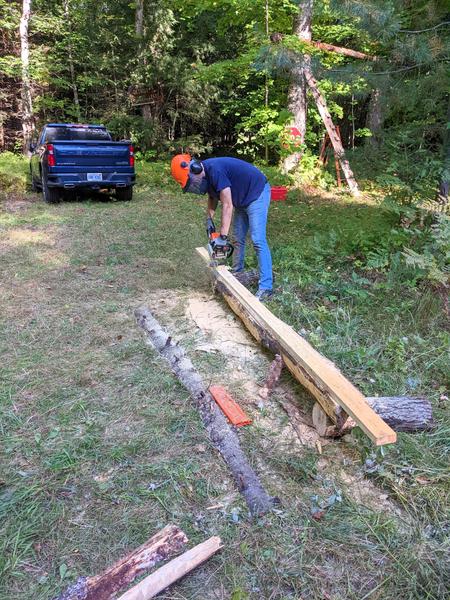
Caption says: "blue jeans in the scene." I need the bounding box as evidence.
[232,183,273,291]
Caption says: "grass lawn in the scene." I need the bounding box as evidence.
[0,156,448,599]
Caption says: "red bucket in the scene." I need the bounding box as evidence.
[271,186,287,201]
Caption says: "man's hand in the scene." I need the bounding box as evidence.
[211,234,234,258]
[206,217,216,237]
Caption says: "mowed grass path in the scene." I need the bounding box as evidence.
[0,166,448,599]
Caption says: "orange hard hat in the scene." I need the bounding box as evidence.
[170,154,192,189]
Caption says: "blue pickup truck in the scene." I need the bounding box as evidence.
[30,123,136,203]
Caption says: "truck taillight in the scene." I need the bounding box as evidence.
[129,145,135,167]
[47,144,56,167]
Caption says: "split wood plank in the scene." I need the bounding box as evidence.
[117,537,222,600]
[54,525,188,600]
[196,247,396,446]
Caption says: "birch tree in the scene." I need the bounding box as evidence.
[19,0,33,154]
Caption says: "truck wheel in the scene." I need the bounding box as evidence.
[30,166,40,192]
[116,186,133,201]
[43,181,61,204]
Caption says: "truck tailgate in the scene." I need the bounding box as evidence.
[52,141,130,168]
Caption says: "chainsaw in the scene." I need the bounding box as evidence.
[206,217,234,266]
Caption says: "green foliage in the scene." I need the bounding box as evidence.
[403,215,450,286]
[0,152,29,194]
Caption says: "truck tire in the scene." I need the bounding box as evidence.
[116,186,133,201]
[43,180,61,204]
[31,178,40,192]
[30,165,40,192]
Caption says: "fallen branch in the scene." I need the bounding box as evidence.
[54,524,188,600]
[310,40,378,61]
[135,306,274,515]
[117,537,222,600]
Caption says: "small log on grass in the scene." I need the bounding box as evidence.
[117,536,222,600]
[55,524,188,600]
[135,306,274,516]
[312,396,434,437]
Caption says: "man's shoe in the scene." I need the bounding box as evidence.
[255,289,273,302]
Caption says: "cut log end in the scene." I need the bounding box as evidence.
[312,402,330,436]
[312,396,434,438]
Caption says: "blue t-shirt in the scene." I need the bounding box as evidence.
[202,157,267,208]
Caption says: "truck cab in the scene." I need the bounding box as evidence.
[30,123,136,203]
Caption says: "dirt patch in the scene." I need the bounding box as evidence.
[187,294,258,359]
[338,468,401,515]
[2,192,37,213]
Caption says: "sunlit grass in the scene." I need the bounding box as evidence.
[0,154,448,600]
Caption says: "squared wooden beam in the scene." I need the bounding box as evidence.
[196,247,396,446]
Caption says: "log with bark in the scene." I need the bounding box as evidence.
[312,396,434,437]
[54,524,188,600]
[117,536,222,600]
[135,306,274,516]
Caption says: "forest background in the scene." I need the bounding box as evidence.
[1,0,449,295]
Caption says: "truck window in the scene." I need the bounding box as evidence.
[44,127,112,142]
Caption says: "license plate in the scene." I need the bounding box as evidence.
[87,173,102,182]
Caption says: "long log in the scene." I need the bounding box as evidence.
[135,307,274,515]
[304,68,360,197]
[117,537,222,600]
[196,247,396,446]
[54,525,188,600]
[312,396,434,436]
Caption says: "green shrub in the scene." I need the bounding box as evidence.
[0,152,29,194]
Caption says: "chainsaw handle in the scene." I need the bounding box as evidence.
[206,217,216,237]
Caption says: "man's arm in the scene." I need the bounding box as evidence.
[219,187,233,236]
[207,194,218,218]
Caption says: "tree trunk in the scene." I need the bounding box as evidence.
[196,247,396,446]
[282,0,313,173]
[19,0,34,155]
[64,0,81,122]
[304,68,360,196]
[366,88,383,148]
[135,0,144,37]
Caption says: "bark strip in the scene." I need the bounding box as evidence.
[54,524,188,600]
[135,306,274,516]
